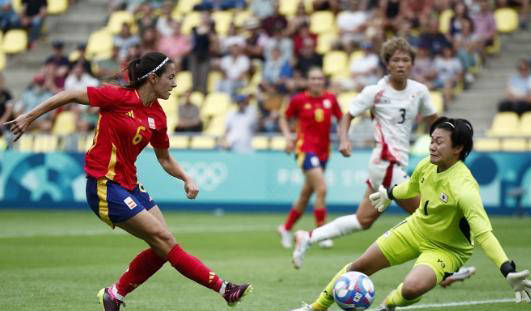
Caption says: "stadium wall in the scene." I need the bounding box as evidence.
[0,150,530,214]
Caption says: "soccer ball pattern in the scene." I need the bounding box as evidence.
[333,271,375,310]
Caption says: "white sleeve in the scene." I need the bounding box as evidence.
[419,85,436,117]
[348,86,375,117]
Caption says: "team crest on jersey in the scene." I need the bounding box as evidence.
[323,99,331,109]
[126,110,135,118]
[124,196,137,209]
[440,192,448,203]
[304,103,312,110]
[148,117,156,129]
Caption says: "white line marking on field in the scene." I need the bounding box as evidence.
[369,298,515,310]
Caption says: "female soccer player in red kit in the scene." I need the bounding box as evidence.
[4,52,251,311]
[277,67,343,249]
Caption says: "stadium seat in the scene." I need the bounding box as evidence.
[430,91,444,114]
[207,71,223,93]
[279,0,299,16]
[202,92,231,118]
[474,138,500,151]
[323,51,348,76]
[485,35,501,55]
[190,135,216,149]
[2,29,27,54]
[17,135,33,151]
[11,0,22,13]
[33,135,58,152]
[488,112,520,137]
[48,0,68,15]
[252,136,270,150]
[0,51,5,71]
[176,0,201,14]
[107,11,135,34]
[316,31,338,54]
[494,8,518,33]
[182,11,201,35]
[204,113,227,137]
[174,71,193,94]
[212,11,233,36]
[189,91,205,107]
[501,138,527,151]
[86,28,113,60]
[52,111,77,136]
[233,9,252,27]
[438,9,454,33]
[270,136,287,150]
[338,92,358,114]
[310,11,335,34]
[349,50,364,64]
[519,112,531,136]
[169,135,189,149]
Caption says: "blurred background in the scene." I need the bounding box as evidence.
[0,0,530,214]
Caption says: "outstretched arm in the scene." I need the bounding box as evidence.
[154,148,199,200]
[2,90,88,141]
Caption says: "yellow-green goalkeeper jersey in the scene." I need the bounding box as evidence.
[392,157,492,258]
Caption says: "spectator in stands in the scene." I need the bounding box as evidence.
[261,1,287,36]
[312,0,340,13]
[449,1,474,39]
[292,22,317,58]
[243,18,268,60]
[18,74,53,132]
[471,0,497,60]
[400,0,433,28]
[249,0,275,20]
[20,0,47,48]
[498,59,531,115]
[0,0,19,31]
[174,90,203,132]
[264,27,293,64]
[411,45,439,90]
[419,17,451,56]
[221,22,245,53]
[396,19,420,48]
[218,38,250,96]
[139,26,159,54]
[261,46,293,95]
[193,0,246,10]
[64,62,99,133]
[344,41,381,91]
[155,1,174,37]
[45,40,69,67]
[379,0,402,32]
[135,2,158,35]
[0,73,14,135]
[71,43,94,76]
[336,0,369,52]
[434,46,463,105]
[287,2,310,36]
[453,18,479,85]
[94,45,121,80]
[190,12,218,93]
[114,23,141,61]
[294,39,322,78]
[222,94,257,153]
[157,20,191,69]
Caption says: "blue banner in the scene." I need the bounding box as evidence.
[1,150,530,214]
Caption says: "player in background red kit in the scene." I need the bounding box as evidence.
[277,67,343,249]
[4,52,252,311]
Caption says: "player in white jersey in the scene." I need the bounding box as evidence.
[291,37,476,287]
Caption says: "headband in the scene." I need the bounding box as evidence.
[441,121,455,129]
[139,57,170,80]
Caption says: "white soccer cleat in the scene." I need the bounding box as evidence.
[318,239,334,249]
[292,230,311,269]
[289,303,314,311]
[440,266,477,288]
[374,304,395,311]
[277,225,293,249]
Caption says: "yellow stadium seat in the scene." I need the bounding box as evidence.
[279,0,299,16]
[430,91,444,114]
[519,112,531,136]
[252,136,270,150]
[158,91,178,115]
[233,10,252,28]
[202,92,231,117]
[33,135,58,152]
[11,0,22,13]
[0,136,6,150]
[204,113,227,137]
[270,136,287,150]
[207,70,223,93]
[190,135,216,149]
[169,135,189,149]
[310,11,335,34]
[2,29,27,54]
[86,28,113,60]
[166,113,178,132]
[495,8,518,33]
[16,135,33,151]
[107,11,135,34]
[501,138,527,151]
[486,35,501,55]
[439,9,454,34]
[488,112,520,137]
[316,31,338,54]
[212,11,233,36]
[349,50,364,64]
[174,71,193,94]
[338,92,358,114]
[190,91,205,107]
[323,50,348,76]
[474,138,500,151]
[182,11,201,35]
[52,111,77,135]
[48,0,68,15]
[176,0,201,14]
[0,51,5,71]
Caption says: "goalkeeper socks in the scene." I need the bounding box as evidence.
[384,283,422,307]
[167,244,224,292]
[310,214,362,244]
[115,248,166,297]
[311,263,350,310]
[314,208,327,227]
[284,208,303,231]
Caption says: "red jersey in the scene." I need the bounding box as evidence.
[85,85,169,191]
[285,91,342,161]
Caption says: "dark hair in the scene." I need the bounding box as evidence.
[430,117,474,160]
[125,52,173,89]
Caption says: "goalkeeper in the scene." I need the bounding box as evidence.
[289,117,531,311]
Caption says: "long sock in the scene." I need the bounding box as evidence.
[314,208,327,227]
[167,244,224,293]
[283,208,303,231]
[115,248,166,298]
[310,214,362,244]
[384,283,422,307]
[311,263,350,311]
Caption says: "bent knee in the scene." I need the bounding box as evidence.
[401,282,424,300]
[149,229,176,249]
[357,214,375,230]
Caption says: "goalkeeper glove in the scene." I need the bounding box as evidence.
[369,185,392,213]
[501,261,531,303]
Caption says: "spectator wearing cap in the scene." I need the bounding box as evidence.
[218,38,250,96]
[498,59,531,115]
[222,94,258,153]
[174,90,203,132]
[45,40,69,67]
[70,43,94,76]
[20,0,47,47]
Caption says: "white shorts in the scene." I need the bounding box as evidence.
[366,151,409,190]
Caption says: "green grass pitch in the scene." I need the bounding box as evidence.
[0,210,530,311]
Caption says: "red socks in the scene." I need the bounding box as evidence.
[115,248,166,297]
[314,208,327,227]
[167,244,224,292]
[284,208,303,231]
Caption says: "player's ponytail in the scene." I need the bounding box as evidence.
[125,52,173,89]
[430,117,474,161]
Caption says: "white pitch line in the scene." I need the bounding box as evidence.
[369,298,515,310]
